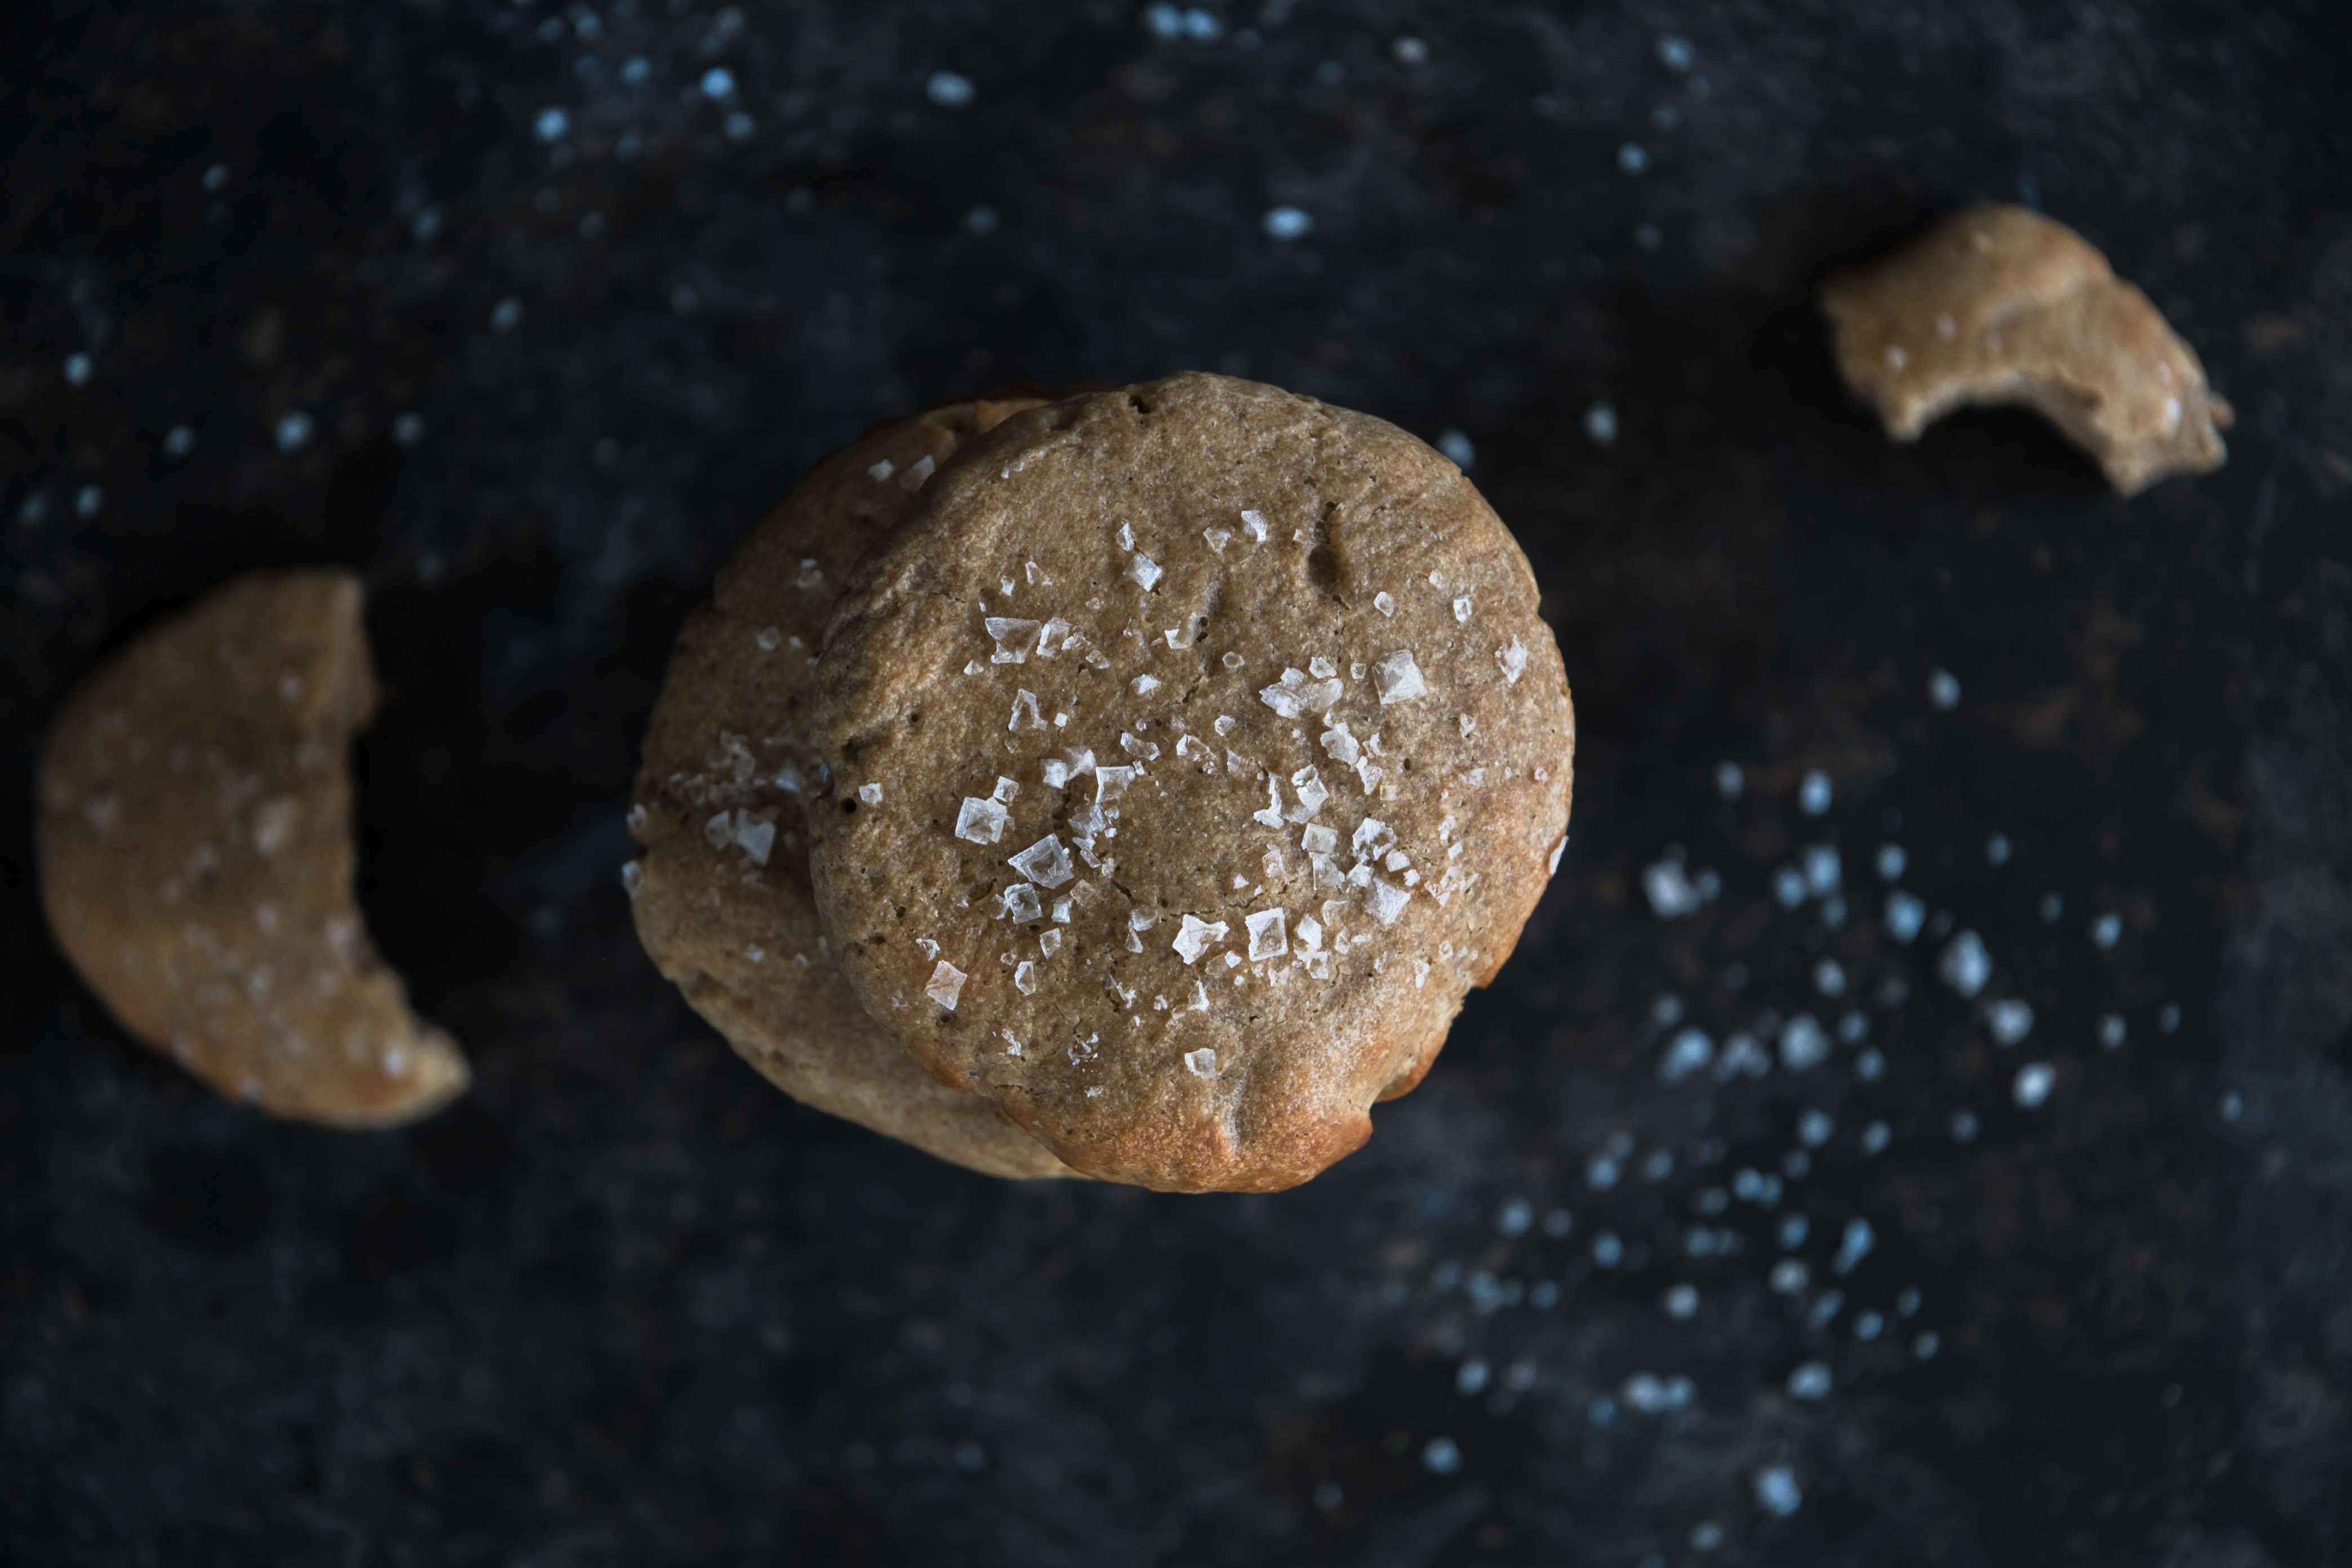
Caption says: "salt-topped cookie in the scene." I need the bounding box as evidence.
[805,373,1574,1192]
[35,571,470,1128]
[628,395,1078,1179]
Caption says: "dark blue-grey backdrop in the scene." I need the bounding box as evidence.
[4,2,2349,1564]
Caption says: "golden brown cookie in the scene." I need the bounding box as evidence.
[805,372,1575,1193]
[627,395,1079,1180]
[35,571,469,1128]
[1821,204,2231,495]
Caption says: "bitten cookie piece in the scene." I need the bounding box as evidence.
[806,372,1575,1193]
[35,571,469,1128]
[628,395,1077,1180]
[1821,204,2231,495]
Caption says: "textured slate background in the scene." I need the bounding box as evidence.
[4,2,2350,1564]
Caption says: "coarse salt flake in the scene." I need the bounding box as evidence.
[1173,914,1228,964]
[1374,652,1427,705]
[955,796,1010,844]
[1009,834,1075,888]
[925,961,967,1010]
[1246,907,1288,960]
[1184,1046,1219,1078]
[1496,639,1528,684]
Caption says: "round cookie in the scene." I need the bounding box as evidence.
[805,372,1574,1192]
[35,570,470,1128]
[627,393,1080,1180]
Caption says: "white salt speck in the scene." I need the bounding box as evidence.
[1496,638,1528,684]
[1451,596,1473,623]
[1885,890,1926,943]
[1778,1014,1831,1072]
[925,961,968,1010]
[867,458,896,482]
[1656,33,1696,72]
[2099,1014,2127,1049]
[2090,911,2122,949]
[1798,769,1832,814]
[533,106,572,142]
[1000,887,1044,928]
[857,782,884,807]
[1986,998,2034,1046]
[1797,1109,1834,1148]
[1855,1312,1885,1340]
[1985,832,2011,866]
[2220,1090,2244,1122]
[1641,860,1701,919]
[1368,879,1412,926]
[1184,1046,1219,1079]
[1374,591,1396,617]
[1584,401,1618,446]
[1813,958,1846,997]
[75,485,104,518]
[1617,142,1649,175]
[926,70,976,106]
[1659,1027,1712,1084]
[1770,1259,1808,1295]
[1132,674,1161,696]
[1374,652,1426,705]
[164,425,197,457]
[1860,1120,1891,1153]
[1013,960,1037,995]
[274,412,315,452]
[900,453,936,490]
[755,626,782,651]
[1663,1282,1699,1320]
[1392,34,1429,65]
[1785,1361,1832,1401]
[1952,1110,1980,1142]
[2014,1062,2055,1108]
[1128,552,1164,590]
[1938,930,1992,997]
[1008,689,1046,730]
[2160,1004,2182,1033]
[1263,206,1313,240]
[1877,843,1907,881]
[490,296,524,333]
[1437,429,1474,467]
[1914,1331,1941,1359]
[1203,528,1231,553]
[1803,844,1842,896]
[63,353,92,386]
[1420,1436,1460,1476]
[620,861,644,897]
[1240,509,1269,542]
[1929,669,1962,709]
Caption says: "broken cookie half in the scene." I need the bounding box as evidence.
[35,570,469,1128]
[1822,204,2231,495]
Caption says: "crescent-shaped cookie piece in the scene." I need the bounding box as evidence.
[1821,204,2231,495]
[35,570,469,1128]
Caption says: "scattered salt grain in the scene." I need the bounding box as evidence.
[2090,911,2122,950]
[1495,638,1528,684]
[1778,1014,1831,1071]
[1985,999,2033,1045]
[2013,1062,2055,1108]
[1173,914,1228,964]
[2099,1014,2127,1049]
[1785,1362,1831,1401]
[1798,769,1832,815]
[926,70,976,107]
[1885,890,1926,942]
[1929,669,1962,709]
[1263,206,1313,240]
[1715,761,1744,799]
[1641,859,1702,919]
[1937,930,1992,997]
[1584,401,1618,446]
[955,794,1010,844]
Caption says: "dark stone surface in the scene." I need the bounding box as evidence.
[5,2,2350,1563]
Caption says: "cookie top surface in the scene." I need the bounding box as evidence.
[35,570,469,1128]
[628,399,1075,1180]
[805,372,1574,1192]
